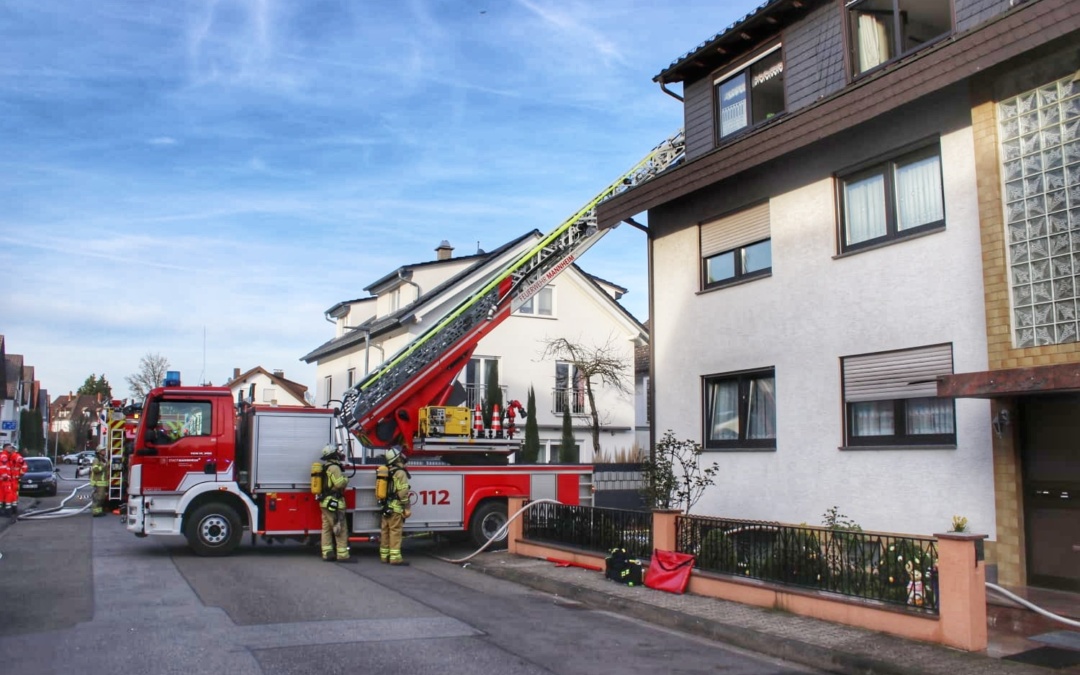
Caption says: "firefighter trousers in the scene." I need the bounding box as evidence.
[320,507,349,560]
[380,512,405,563]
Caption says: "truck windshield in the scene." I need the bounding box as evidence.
[147,400,213,443]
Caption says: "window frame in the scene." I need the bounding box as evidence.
[846,0,953,78]
[517,286,555,317]
[703,238,772,289]
[845,398,957,447]
[714,43,786,142]
[702,367,777,451]
[837,142,945,253]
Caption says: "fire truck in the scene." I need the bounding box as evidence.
[124,130,685,556]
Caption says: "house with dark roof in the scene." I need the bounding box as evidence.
[597,0,1080,591]
[302,235,648,461]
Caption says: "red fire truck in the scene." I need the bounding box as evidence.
[124,131,684,555]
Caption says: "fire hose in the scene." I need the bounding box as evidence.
[986,583,1080,629]
[429,498,563,564]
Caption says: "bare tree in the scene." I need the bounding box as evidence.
[540,336,632,458]
[126,352,171,400]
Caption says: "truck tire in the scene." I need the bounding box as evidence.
[185,503,242,557]
[469,500,508,549]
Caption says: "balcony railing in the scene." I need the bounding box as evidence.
[551,387,586,415]
[461,384,508,410]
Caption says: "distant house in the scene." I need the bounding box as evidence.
[225,367,312,408]
[596,0,1080,590]
[1,335,44,448]
[301,235,647,462]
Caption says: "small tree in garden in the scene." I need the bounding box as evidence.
[558,405,577,463]
[640,431,718,514]
[521,386,541,463]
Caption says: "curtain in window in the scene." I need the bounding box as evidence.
[707,380,740,441]
[856,12,890,72]
[905,397,954,434]
[894,155,944,230]
[747,376,776,439]
[844,173,887,244]
[851,400,893,436]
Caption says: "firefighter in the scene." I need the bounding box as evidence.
[380,446,412,566]
[89,448,108,517]
[318,445,354,563]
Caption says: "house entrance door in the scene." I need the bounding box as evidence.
[1021,394,1080,592]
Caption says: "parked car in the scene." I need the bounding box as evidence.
[19,457,58,497]
[61,450,96,465]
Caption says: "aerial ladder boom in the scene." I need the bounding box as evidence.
[339,130,686,454]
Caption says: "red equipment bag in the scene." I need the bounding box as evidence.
[644,550,695,594]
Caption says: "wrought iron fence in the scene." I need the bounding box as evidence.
[523,502,652,558]
[676,515,939,613]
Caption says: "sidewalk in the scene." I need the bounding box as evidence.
[461,550,1076,675]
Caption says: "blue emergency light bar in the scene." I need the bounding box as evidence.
[163,371,181,387]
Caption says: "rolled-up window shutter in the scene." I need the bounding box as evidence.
[843,344,953,402]
[700,202,771,258]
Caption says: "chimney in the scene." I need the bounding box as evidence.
[233,367,240,379]
[273,370,284,378]
[435,240,454,261]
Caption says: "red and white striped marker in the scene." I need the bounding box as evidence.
[491,404,502,438]
[473,404,484,438]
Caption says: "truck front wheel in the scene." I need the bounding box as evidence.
[469,500,508,549]
[185,503,242,556]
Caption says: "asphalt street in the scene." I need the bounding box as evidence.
[0,475,820,675]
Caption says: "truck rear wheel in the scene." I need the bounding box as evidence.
[185,503,242,556]
[469,500,508,549]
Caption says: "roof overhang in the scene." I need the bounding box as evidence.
[937,364,1080,399]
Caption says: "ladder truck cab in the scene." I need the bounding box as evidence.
[125,131,685,556]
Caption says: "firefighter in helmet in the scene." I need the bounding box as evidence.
[89,448,109,517]
[379,446,412,566]
[318,445,354,563]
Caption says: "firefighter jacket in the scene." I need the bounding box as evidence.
[385,465,411,515]
[90,457,108,488]
[319,461,347,510]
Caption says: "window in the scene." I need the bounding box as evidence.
[388,288,401,313]
[464,357,500,409]
[848,0,951,75]
[716,46,785,139]
[842,344,955,447]
[151,400,212,443]
[347,368,356,389]
[324,375,332,406]
[261,388,277,403]
[518,286,554,316]
[701,202,772,289]
[839,144,944,252]
[703,368,776,450]
[554,362,586,415]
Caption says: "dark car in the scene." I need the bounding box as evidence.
[19,457,58,497]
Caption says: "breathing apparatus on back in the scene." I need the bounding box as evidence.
[375,446,409,512]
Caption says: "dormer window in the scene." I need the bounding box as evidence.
[715,45,785,140]
[848,0,951,76]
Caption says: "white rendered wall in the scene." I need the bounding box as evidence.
[650,93,994,538]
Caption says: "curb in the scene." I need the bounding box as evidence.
[471,562,1034,675]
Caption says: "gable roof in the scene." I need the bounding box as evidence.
[301,231,537,363]
[226,366,312,406]
[5,354,24,400]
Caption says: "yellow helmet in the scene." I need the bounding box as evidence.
[384,446,405,465]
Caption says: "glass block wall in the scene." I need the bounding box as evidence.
[999,75,1080,348]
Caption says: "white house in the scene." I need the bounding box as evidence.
[226,367,312,408]
[301,235,647,462]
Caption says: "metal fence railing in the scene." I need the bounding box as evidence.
[675,515,939,613]
[523,502,652,559]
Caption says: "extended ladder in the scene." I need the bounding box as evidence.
[340,130,686,446]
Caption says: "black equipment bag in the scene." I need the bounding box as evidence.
[604,547,644,586]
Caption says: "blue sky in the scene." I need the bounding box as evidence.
[1,0,755,400]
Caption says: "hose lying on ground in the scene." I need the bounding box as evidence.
[986,583,1080,629]
[429,498,563,564]
[17,482,93,520]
